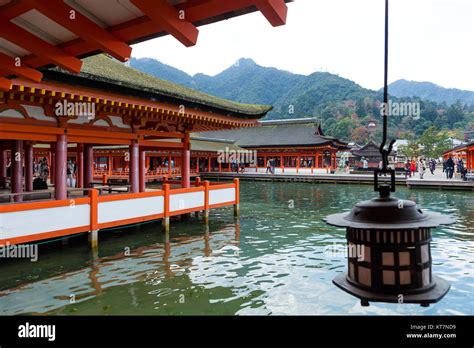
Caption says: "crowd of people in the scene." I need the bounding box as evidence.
[402,156,466,180]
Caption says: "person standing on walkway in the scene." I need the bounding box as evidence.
[266,159,272,174]
[457,159,464,176]
[270,158,276,174]
[446,156,455,179]
[429,159,436,175]
[418,158,426,179]
[362,158,368,171]
[410,159,417,177]
[405,160,411,178]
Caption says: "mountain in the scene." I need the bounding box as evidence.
[130,57,375,118]
[387,79,474,106]
[129,57,194,87]
[129,57,473,142]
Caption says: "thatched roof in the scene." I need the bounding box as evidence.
[43,55,272,118]
[195,118,348,148]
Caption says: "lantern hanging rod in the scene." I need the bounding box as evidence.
[379,0,395,173]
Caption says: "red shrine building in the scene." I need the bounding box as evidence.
[443,141,474,171]
[0,0,290,247]
[196,118,349,174]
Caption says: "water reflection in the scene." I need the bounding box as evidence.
[0,182,472,315]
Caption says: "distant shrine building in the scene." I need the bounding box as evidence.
[196,118,349,174]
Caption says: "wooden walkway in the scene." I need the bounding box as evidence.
[201,172,474,191]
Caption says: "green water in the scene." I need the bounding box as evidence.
[0,182,473,315]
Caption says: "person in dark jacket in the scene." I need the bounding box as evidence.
[446,157,455,179]
[33,170,49,190]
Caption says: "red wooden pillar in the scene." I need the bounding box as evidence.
[84,144,94,189]
[50,143,56,185]
[129,141,139,193]
[181,132,190,188]
[25,142,33,192]
[207,156,211,172]
[139,148,146,192]
[11,140,23,202]
[168,155,171,174]
[196,157,199,173]
[0,149,7,188]
[108,155,113,176]
[55,134,67,200]
[77,143,84,188]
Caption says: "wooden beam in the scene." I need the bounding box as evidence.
[0,1,32,20]
[255,0,288,26]
[67,128,137,140]
[135,129,184,138]
[0,77,12,91]
[0,52,43,82]
[0,17,82,73]
[26,0,132,62]
[138,140,184,149]
[130,0,199,47]
[21,0,284,69]
[68,135,132,145]
[1,123,65,135]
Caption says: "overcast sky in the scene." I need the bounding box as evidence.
[131,0,474,91]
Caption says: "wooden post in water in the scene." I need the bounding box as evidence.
[89,189,99,249]
[162,183,170,232]
[233,178,240,217]
[203,180,210,224]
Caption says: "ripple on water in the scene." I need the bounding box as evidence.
[0,182,472,315]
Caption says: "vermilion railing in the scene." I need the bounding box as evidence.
[0,179,240,245]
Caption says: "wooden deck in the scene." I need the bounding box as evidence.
[201,172,474,191]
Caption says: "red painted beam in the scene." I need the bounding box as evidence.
[130,0,199,47]
[0,18,82,73]
[26,0,132,62]
[0,0,32,20]
[15,0,289,70]
[255,0,288,26]
[0,77,13,91]
[0,52,42,82]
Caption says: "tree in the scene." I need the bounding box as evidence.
[398,140,421,159]
[418,126,452,159]
[351,126,370,144]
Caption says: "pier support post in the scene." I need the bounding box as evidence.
[162,217,170,233]
[162,183,170,232]
[203,180,210,224]
[89,189,99,249]
[89,230,99,249]
[233,178,240,217]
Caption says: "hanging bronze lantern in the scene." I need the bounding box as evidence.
[325,183,454,306]
[324,0,455,307]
